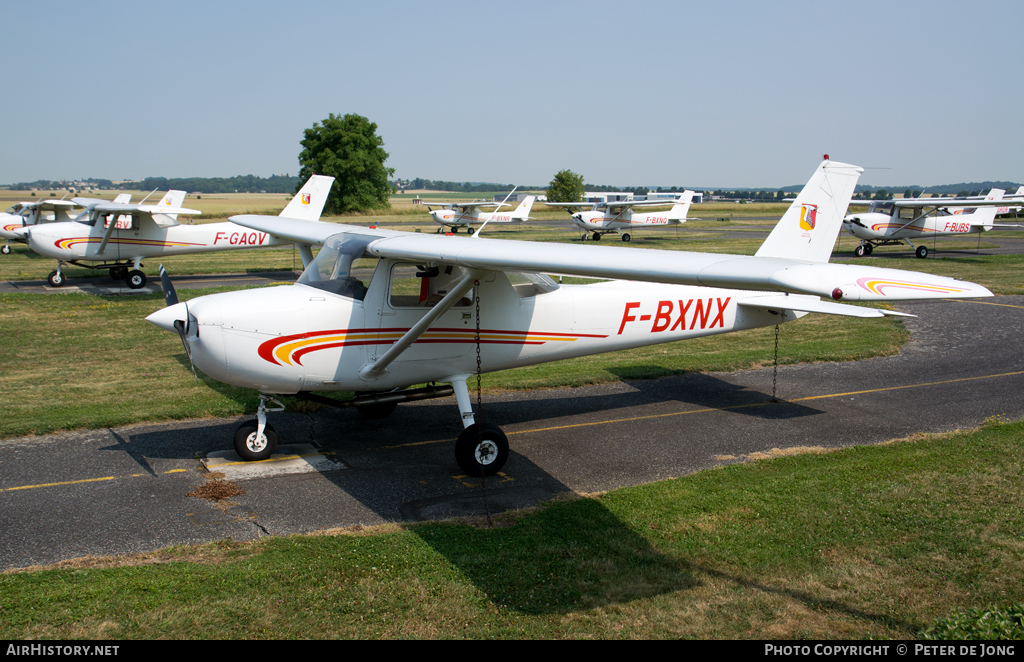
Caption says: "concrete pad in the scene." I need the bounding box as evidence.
[202,444,345,480]
[86,286,157,296]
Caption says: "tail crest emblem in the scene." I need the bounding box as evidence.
[799,203,818,231]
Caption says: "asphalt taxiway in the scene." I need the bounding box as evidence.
[1,296,1022,571]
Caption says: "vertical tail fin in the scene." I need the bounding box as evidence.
[511,195,535,221]
[156,190,187,208]
[970,188,1004,230]
[282,175,335,221]
[754,159,863,263]
[666,190,695,221]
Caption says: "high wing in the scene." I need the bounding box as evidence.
[602,199,687,210]
[850,197,1011,208]
[233,160,991,306]
[453,201,511,209]
[544,199,684,211]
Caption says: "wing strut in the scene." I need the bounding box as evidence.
[96,210,123,255]
[358,269,486,381]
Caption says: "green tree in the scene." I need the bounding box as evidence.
[297,113,394,214]
[546,169,585,202]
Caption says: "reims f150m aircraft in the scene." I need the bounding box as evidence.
[424,196,536,233]
[147,158,991,476]
[27,175,335,288]
[546,191,696,242]
[844,189,1023,258]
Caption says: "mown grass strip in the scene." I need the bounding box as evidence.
[1,417,1020,639]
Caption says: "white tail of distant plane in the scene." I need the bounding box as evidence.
[155,190,186,208]
[281,175,335,221]
[511,195,535,221]
[149,190,189,227]
[755,158,863,263]
[666,190,695,221]
[970,188,1004,231]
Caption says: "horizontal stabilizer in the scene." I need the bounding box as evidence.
[738,294,915,318]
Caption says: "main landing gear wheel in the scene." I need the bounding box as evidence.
[126,270,147,289]
[47,270,65,287]
[455,422,509,477]
[592,233,601,241]
[234,420,278,461]
[110,266,128,280]
[622,233,631,242]
[915,245,929,259]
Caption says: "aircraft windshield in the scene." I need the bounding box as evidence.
[868,201,895,216]
[72,209,97,226]
[297,233,376,300]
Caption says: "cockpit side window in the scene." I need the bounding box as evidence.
[507,271,560,298]
[389,262,474,308]
[297,234,376,300]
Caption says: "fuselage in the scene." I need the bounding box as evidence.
[27,219,292,262]
[572,208,683,232]
[843,201,994,241]
[153,256,795,395]
[1,205,51,241]
[429,209,511,229]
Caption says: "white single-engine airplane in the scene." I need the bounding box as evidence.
[844,189,1023,258]
[546,191,696,242]
[0,194,132,254]
[27,175,334,288]
[147,158,992,476]
[425,196,535,233]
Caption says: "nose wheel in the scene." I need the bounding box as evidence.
[234,420,278,461]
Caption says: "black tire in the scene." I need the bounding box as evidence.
[1,244,10,255]
[233,420,278,461]
[592,233,601,241]
[580,233,588,241]
[47,270,65,287]
[126,270,147,289]
[109,268,120,279]
[854,244,866,257]
[455,423,509,477]
[864,244,873,255]
[915,245,928,259]
[622,233,631,242]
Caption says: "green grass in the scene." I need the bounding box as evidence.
[2,416,1021,639]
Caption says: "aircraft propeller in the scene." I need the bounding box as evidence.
[157,264,197,380]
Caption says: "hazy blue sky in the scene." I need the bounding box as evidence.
[2,0,1020,189]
